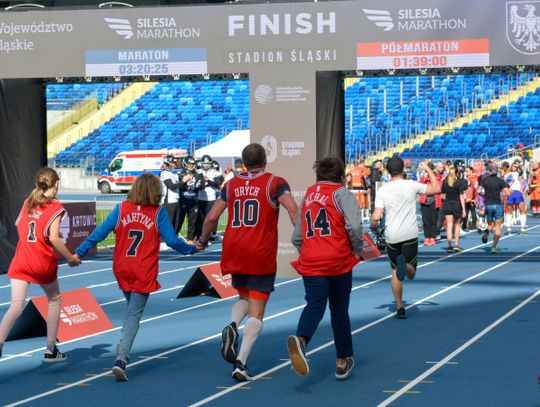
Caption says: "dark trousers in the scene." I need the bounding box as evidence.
[196,200,215,238]
[179,201,198,241]
[463,202,477,230]
[163,202,181,235]
[296,271,353,358]
[420,202,438,238]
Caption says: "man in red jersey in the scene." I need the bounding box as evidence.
[199,143,298,381]
[287,157,363,381]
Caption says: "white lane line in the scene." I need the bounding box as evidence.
[1,275,390,407]
[377,287,540,406]
[186,243,540,407]
[99,285,186,306]
[0,249,223,289]
[11,241,540,407]
[425,361,458,365]
[3,226,539,404]
[0,277,301,365]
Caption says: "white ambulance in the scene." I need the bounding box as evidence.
[97,149,187,193]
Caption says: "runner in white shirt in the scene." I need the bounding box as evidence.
[504,161,528,234]
[370,157,440,319]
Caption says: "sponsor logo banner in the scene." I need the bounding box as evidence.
[362,7,467,32]
[357,38,490,70]
[56,202,97,258]
[33,288,114,342]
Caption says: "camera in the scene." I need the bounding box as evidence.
[371,227,386,251]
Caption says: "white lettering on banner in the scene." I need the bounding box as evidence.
[228,12,335,36]
[398,8,441,19]
[71,215,96,228]
[0,21,74,36]
[363,7,466,32]
[381,41,459,54]
[0,39,34,54]
[61,303,98,325]
[137,28,200,39]
[137,17,177,28]
[228,49,336,65]
[119,50,170,61]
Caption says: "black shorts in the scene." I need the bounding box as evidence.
[441,201,462,218]
[386,238,419,270]
[231,273,276,293]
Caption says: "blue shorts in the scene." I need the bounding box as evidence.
[507,190,524,205]
[485,204,503,222]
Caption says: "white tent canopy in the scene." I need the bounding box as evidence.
[194,130,250,158]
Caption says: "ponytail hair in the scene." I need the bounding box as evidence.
[446,166,457,188]
[26,167,59,211]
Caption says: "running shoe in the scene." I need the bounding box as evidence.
[429,238,437,246]
[221,323,239,364]
[491,247,501,254]
[447,246,453,253]
[396,307,406,319]
[232,360,253,382]
[482,229,489,244]
[335,357,355,380]
[453,246,463,253]
[506,228,512,235]
[112,359,128,382]
[520,229,528,235]
[423,238,429,246]
[395,254,407,282]
[43,345,67,363]
[287,335,309,377]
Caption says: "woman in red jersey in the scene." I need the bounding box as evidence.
[0,167,80,362]
[288,157,364,381]
[76,172,199,381]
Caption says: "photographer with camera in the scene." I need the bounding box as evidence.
[160,154,182,234]
[177,156,205,243]
[370,157,440,320]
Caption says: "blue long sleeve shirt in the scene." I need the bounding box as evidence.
[76,204,197,257]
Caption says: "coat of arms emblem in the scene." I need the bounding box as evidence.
[507,2,540,55]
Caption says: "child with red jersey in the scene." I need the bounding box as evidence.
[288,157,363,380]
[75,173,198,381]
[0,168,80,361]
[199,143,298,382]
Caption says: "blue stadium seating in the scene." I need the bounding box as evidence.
[401,86,540,159]
[47,83,126,110]
[52,80,249,170]
[345,73,534,160]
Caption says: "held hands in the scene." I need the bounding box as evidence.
[68,254,82,267]
[195,240,208,251]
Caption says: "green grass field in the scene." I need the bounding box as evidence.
[96,208,228,247]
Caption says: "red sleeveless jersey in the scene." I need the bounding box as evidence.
[220,171,286,275]
[8,200,65,284]
[113,201,161,293]
[291,182,359,277]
